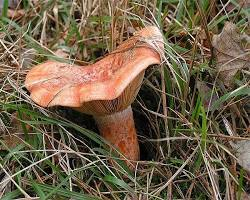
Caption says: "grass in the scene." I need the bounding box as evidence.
[0,0,249,199]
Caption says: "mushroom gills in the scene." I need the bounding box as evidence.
[76,71,145,115]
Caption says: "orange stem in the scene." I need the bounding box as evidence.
[94,106,139,165]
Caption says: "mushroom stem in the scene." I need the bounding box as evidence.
[94,106,139,164]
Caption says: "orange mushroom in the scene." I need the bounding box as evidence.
[25,26,164,167]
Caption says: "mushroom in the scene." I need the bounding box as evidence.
[25,26,164,167]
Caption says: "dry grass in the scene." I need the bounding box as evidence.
[0,0,249,199]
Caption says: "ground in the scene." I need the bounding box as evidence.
[0,0,249,199]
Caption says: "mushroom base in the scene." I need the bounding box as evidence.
[94,106,139,166]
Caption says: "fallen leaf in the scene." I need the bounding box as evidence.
[0,135,24,150]
[240,0,250,8]
[0,0,20,15]
[194,27,213,49]
[241,192,250,200]
[230,140,250,173]
[223,117,250,173]
[0,0,38,19]
[212,22,250,87]
[196,81,219,110]
[226,0,250,12]
[54,49,69,59]
[7,8,25,19]
[18,48,36,68]
[0,112,31,150]
[0,0,20,10]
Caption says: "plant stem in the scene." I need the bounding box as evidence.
[94,106,139,165]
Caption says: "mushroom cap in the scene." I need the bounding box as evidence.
[25,26,164,115]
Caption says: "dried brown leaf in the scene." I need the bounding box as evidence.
[0,135,24,150]
[0,112,32,150]
[19,48,36,69]
[223,117,250,173]
[0,0,20,9]
[242,192,250,200]
[226,0,250,12]
[240,0,250,8]
[231,140,250,173]
[196,81,219,110]
[7,8,25,19]
[212,22,250,87]
[54,49,69,59]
